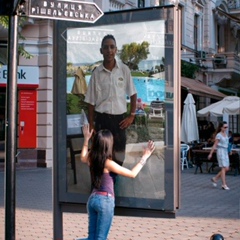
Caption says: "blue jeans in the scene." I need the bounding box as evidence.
[86,193,115,240]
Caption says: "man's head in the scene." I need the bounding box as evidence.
[100,34,117,62]
[101,34,116,48]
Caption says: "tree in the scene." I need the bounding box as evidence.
[0,16,33,61]
[118,41,150,70]
[181,60,199,79]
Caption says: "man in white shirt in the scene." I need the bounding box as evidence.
[85,34,137,165]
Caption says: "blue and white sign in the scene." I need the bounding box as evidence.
[0,66,39,87]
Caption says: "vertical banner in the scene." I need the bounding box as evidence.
[19,90,37,148]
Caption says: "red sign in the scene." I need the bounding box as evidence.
[19,90,37,148]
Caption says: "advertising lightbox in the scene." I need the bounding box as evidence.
[53,6,181,218]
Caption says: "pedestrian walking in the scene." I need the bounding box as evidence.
[208,121,230,190]
[84,34,137,166]
[77,124,155,240]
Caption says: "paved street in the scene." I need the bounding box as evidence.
[0,166,239,240]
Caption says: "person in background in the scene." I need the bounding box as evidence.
[207,133,215,147]
[84,34,137,166]
[228,130,234,144]
[208,121,230,190]
[204,121,215,141]
[136,98,144,112]
[151,97,161,104]
[136,98,147,117]
[78,124,155,240]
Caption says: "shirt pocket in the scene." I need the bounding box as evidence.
[115,76,126,96]
[97,79,110,97]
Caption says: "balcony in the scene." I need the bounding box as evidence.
[210,52,240,72]
[212,54,228,69]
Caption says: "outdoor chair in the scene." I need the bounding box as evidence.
[148,101,164,119]
[67,136,85,184]
[181,144,190,170]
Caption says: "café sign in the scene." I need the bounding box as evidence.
[27,0,104,23]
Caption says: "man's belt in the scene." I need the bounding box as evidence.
[95,112,125,119]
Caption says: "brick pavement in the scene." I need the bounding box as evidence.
[0,167,239,240]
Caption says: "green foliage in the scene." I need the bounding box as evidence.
[181,60,199,78]
[18,45,32,59]
[0,16,8,28]
[131,71,148,77]
[0,16,33,60]
[67,93,88,114]
[137,125,150,142]
[118,41,150,70]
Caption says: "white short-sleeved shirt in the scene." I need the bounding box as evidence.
[84,61,137,115]
[216,133,228,149]
[215,133,229,167]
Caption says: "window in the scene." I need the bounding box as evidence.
[138,0,145,8]
[194,14,199,50]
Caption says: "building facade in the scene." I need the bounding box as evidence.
[0,0,239,167]
[179,0,240,132]
[181,0,240,94]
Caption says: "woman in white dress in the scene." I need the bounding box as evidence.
[208,121,230,190]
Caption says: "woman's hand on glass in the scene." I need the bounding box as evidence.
[82,124,93,142]
[142,140,155,160]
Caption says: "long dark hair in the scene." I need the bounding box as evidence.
[214,121,227,135]
[88,129,113,189]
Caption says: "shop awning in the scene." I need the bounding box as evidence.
[181,77,226,100]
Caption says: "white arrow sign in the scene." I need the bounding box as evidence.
[27,0,104,23]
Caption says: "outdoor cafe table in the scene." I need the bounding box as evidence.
[192,148,240,175]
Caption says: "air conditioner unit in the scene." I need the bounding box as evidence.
[213,55,227,69]
[196,51,206,60]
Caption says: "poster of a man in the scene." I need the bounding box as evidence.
[66,19,169,202]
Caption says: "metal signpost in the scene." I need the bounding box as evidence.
[5,14,19,240]
[3,1,103,239]
[4,1,26,239]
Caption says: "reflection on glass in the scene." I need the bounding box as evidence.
[65,17,174,209]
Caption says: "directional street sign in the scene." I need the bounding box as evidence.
[26,0,104,23]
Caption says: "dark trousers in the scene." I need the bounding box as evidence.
[95,112,126,165]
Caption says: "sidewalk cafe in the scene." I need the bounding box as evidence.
[180,79,240,176]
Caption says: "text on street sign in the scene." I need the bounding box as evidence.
[27,0,104,23]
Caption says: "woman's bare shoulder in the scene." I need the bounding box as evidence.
[104,159,116,172]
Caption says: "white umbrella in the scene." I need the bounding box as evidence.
[181,93,199,143]
[223,100,240,115]
[197,96,240,116]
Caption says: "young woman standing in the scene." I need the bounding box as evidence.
[79,124,155,240]
[208,121,230,190]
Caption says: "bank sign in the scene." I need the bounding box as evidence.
[0,66,39,88]
[26,0,104,23]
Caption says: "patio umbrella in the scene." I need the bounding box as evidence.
[223,99,240,115]
[71,67,87,95]
[181,93,199,143]
[197,96,240,116]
